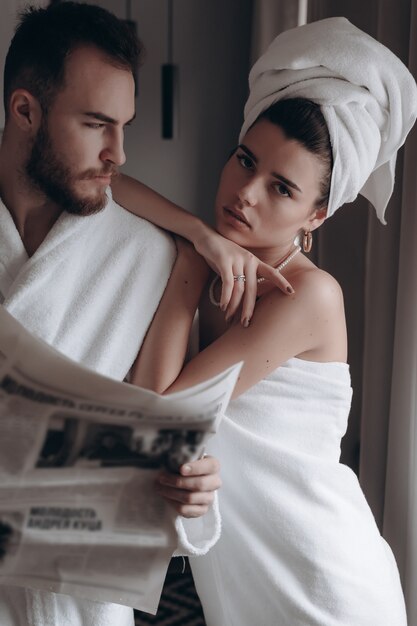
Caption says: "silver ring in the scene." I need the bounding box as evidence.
[233,274,246,282]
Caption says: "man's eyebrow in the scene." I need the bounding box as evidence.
[84,111,136,125]
[239,143,302,193]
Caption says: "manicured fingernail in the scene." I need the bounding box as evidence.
[182,464,192,474]
[220,303,227,312]
[242,318,250,328]
[286,286,295,294]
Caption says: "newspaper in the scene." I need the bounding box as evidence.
[0,306,241,613]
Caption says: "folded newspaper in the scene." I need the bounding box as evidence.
[0,306,241,613]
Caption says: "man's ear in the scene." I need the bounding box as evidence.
[305,206,327,233]
[8,89,42,133]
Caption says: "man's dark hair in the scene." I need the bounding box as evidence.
[3,1,143,118]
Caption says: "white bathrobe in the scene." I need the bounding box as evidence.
[0,193,219,626]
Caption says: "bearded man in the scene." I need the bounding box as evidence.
[0,3,220,625]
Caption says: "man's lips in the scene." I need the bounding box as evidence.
[82,168,118,181]
[223,206,251,227]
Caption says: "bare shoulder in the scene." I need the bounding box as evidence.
[291,266,345,315]
[259,262,345,319]
[253,262,347,363]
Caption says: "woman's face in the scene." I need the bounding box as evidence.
[214,119,327,260]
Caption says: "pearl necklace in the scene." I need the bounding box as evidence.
[209,244,301,307]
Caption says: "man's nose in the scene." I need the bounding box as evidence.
[100,129,126,167]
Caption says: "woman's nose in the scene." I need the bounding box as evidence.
[237,179,259,206]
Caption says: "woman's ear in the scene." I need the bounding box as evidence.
[8,89,42,134]
[305,206,327,233]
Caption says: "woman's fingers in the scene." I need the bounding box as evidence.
[221,258,295,325]
[221,250,260,321]
[219,272,235,312]
[224,271,246,321]
[239,261,259,325]
[194,229,296,319]
[257,261,295,296]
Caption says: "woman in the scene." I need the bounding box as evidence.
[112,17,416,625]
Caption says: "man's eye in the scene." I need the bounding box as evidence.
[236,153,253,169]
[86,123,105,129]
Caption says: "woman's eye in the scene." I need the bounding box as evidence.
[236,154,253,170]
[274,182,291,197]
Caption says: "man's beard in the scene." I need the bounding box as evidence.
[25,118,115,216]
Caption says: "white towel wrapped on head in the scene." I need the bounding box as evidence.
[240,17,417,223]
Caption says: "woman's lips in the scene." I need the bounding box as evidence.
[222,206,251,228]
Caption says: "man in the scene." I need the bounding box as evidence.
[0,3,220,625]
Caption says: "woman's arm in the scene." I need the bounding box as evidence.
[132,257,346,399]
[132,238,221,518]
[132,237,209,392]
[111,174,294,323]
[131,238,220,518]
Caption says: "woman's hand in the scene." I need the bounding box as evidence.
[192,227,295,324]
[155,456,221,518]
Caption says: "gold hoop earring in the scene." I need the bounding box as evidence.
[303,231,313,253]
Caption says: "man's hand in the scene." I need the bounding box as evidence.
[155,456,221,518]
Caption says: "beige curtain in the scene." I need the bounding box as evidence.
[250,0,302,61]
[376,1,417,622]
[356,1,417,621]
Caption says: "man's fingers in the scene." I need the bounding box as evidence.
[179,455,220,477]
[156,484,215,507]
[155,454,221,518]
[167,501,210,518]
[155,482,214,518]
[157,471,221,494]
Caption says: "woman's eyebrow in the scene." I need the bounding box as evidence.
[271,172,302,193]
[238,144,258,162]
[239,144,302,193]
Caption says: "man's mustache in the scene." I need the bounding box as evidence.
[82,167,119,179]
